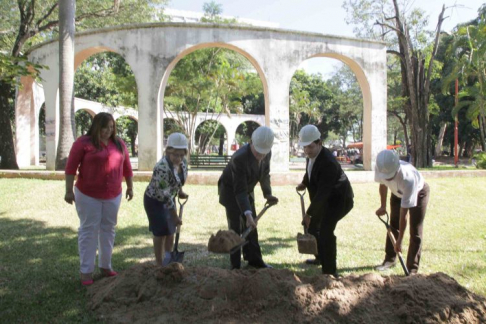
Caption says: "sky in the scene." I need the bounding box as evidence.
[167,0,485,77]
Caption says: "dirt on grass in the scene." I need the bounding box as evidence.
[87,262,486,324]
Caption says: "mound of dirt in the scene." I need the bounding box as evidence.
[207,230,244,253]
[87,263,486,324]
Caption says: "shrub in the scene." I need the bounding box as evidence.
[472,152,486,169]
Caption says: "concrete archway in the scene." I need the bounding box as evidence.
[18,22,387,171]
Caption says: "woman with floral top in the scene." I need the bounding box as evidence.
[144,132,189,266]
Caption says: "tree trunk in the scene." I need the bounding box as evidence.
[218,133,224,155]
[479,116,486,151]
[435,122,447,157]
[56,0,76,170]
[0,81,19,169]
[459,141,465,158]
[389,0,445,168]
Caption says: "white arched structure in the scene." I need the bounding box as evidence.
[26,84,265,164]
[17,23,387,171]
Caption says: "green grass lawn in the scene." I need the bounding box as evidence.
[0,177,485,322]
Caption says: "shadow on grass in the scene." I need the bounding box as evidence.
[0,217,97,323]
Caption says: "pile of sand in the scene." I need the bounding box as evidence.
[88,263,486,323]
[207,230,245,253]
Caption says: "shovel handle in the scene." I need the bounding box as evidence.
[386,229,410,276]
[380,212,410,276]
[296,189,308,234]
[174,195,188,251]
[240,201,275,241]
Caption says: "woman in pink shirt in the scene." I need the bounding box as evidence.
[64,112,133,286]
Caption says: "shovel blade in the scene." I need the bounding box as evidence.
[169,250,185,264]
[297,233,318,255]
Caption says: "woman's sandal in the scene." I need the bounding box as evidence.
[100,268,118,277]
[80,273,93,286]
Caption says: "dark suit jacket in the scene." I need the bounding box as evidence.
[218,144,272,213]
[303,147,354,220]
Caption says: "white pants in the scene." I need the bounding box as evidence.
[75,187,122,274]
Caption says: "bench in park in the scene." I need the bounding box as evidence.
[189,155,231,169]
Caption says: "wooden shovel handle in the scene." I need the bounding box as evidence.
[296,189,308,234]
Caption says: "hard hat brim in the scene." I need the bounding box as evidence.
[298,140,313,147]
[253,145,271,154]
[375,165,400,180]
[169,145,188,150]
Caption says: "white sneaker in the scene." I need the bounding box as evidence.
[375,260,397,271]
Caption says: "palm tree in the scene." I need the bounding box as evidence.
[444,16,486,151]
[55,0,76,170]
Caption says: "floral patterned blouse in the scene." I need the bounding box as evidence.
[144,156,188,209]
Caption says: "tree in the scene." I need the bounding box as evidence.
[443,9,486,151]
[56,0,76,170]
[75,110,92,137]
[116,116,138,156]
[201,1,237,24]
[164,48,263,155]
[202,1,222,20]
[0,0,168,169]
[327,65,364,148]
[74,52,138,108]
[344,0,446,167]
[289,70,333,141]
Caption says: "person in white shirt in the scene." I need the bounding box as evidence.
[374,149,430,274]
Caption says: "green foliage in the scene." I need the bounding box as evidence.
[74,110,92,138]
[74,52,138,108]
[116,116,138,156]
[442,13,486,150]
[165,47,263,153]
[195,120,224,154]
[289,70,332,140]
[0,54,45,87]
[473,152,486,169]
[235,121,259,144]
[200,1,238,24]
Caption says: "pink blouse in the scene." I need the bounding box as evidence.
[65,135,133,199]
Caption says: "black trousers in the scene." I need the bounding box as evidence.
[308,204,341,274]
[225,205,264,269]
[385,182,430,273]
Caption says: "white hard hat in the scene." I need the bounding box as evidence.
[167,132,188,150]
[375,149,400,179]
[298,125,321,146]
[251,126,274,154]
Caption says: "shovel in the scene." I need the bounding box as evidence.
[377,212,410,276]
[229,201,276,254]
[296,189,318,255]
[169,195,188,264]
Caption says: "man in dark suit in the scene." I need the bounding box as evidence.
[218,126,279,269]
[296,125,354,277]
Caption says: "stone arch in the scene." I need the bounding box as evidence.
[194,119,228,155]
[75,107,96,117]
[22,23,386,171]
[291,52,378,169]
[234,120,261,151]
[158,42,269,128]
[74,108,94,138]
